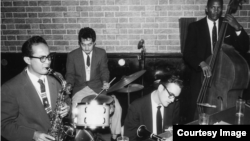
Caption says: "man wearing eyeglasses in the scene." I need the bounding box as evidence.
[124,75,183,141]
[1,36,70,141]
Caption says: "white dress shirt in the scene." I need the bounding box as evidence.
[151,91,164,134]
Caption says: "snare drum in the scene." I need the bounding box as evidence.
[75,95,113,128]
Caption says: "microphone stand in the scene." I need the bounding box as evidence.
[138,39,145,97]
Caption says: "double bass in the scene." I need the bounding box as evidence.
[197,0,250,115]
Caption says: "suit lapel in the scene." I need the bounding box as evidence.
[77,48,86,81]
[143,95,153,131]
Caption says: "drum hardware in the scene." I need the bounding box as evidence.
[94,77,116,100]
[117,83,144,106]
[107,70,146,93]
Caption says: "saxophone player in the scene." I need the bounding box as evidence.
[1,36,70,141]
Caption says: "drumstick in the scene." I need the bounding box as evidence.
[93,77,116,100]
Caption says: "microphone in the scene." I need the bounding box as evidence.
[137,125,164,141]
[138,39,144,49]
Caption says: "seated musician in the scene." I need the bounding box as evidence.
[124,75,183,141]
[65,27,122,141]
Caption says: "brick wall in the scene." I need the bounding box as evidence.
[1,0,250,53]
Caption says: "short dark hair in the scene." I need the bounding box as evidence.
[78,27,96,44]
[160,75,183,89]
[207,0,223,7]
[21,36,48,57]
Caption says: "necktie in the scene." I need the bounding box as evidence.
[157,106,162,135]
[212,22,217,48]
[38,79,52,119]
[86,54,90,67]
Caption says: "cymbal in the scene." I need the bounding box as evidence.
[107,70,146,93]
[80,94,113,104]
[117,84,144,93]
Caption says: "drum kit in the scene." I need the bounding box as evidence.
[70,70,146,141]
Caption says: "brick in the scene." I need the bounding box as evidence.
[102,6,119,11]
[44,30,52,34]
[1,25,6,29]
[146,17,155,22]
[29,1,38,6]
[138,0,157,5]
[5,13,13,18]
[120,6,128,11]
[29,13,38,18]
[158,35,168,40]
[7,25,15,29]
[13,1,28,6]
[65,24,81,29]
[116,35,128,40]
[52,18,68,23]
[141,35,157,40]
[68,18,77,23]
[26,7,42,12]
[2,30,19,35]
[51,1,62,6]
[116,23,141,28]
[3,2,12,6]
[169,0,185,4]
[17,35,32,40]
[103,29,119,34]
[0,36,6,40]
[142,23,158,28]
[67,30,77,34]
[52,7,67,12]
[168,11,183,16]
[115,12,140,17]
[90,0,106,5]
[14,13,28,18]
[64,35,78,40]
[27,30,44,35]
[52,30,66,34]
[142,12,159,17]
[102,18,118,23]
[42,35,64,40]
[144,29,154,34]
[40,24,64,29]
[182,5,199,10]
[89,12,105,17]
[43,19,52,23]
[7,36,16,40]
[68,7,76,11]
[194,0,207,4]
[38,13,56,17]
[80,12,89,17]
[16,24,31,29]
[156,5,182,11]
[186,0,195,4]
[5,41,23,46]
[62,1,79,6]
[168,23,179,28]
[128,29,143,34]
[105,12,115,17]
[159,23,168,28]
[119,18,129,23]
[64,12,80,17]
[129,6,145,11]
[31,24,40,29]
[43,7,51,12]
[91,24,106,28]
[26,19,42,23]
[2,7,25,12]
[129,18,145,23]
[159,0,169,5]
[107,0,115,5]
[54,41,69,45]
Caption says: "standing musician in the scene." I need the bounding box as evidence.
[1,36,70,141]
[183,0,249,122]
[124,75,183,141]
[65,27,122,140]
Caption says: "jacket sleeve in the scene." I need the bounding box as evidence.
[100,50,110,82]
[183,23,204,72]
[1,84,35,141]
[65,52,75,87]
[124,103,141,141]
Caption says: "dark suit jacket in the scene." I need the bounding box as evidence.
[124,94,179,141]
[1,69,61,141]
[66,47,109,95]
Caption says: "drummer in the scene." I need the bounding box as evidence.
[124,75,183,141]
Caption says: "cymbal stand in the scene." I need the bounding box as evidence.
[127,84,132,106]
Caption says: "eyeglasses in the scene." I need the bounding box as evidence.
[29,54,53,63]
[161,84,179,102]
[80,42,94,47]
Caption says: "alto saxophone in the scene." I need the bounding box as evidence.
[47,68,74,141]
